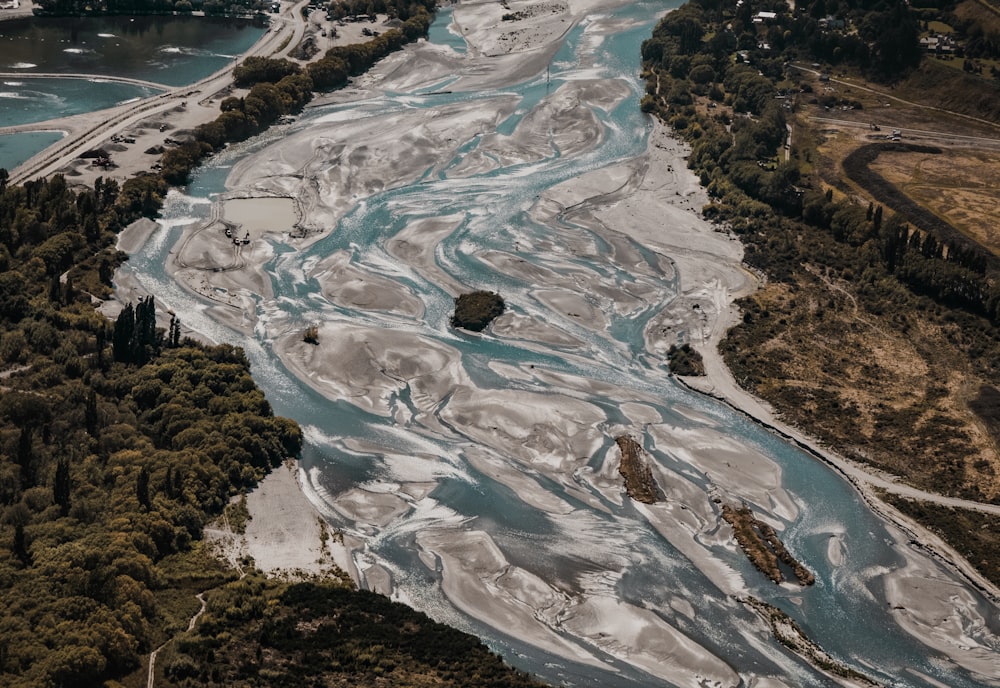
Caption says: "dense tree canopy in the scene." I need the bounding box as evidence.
[0,173,301,686]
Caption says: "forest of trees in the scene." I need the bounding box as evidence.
[640,0,923,85]
[155,577,545,686]
[0,170,301,685]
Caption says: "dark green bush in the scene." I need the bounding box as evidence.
[451,291,505,332]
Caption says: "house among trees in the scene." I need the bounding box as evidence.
[920,34,958,54]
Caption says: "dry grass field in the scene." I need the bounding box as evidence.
[725,276,1000,502]
[869,149,1000,257]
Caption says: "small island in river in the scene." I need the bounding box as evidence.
[451,290,506,332]
[722,504,815,586]
[614,435,663,504]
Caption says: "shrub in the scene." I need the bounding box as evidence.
[451,291,505,332]
[667,343,705,376]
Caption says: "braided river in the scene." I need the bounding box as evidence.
[115,2,1000,686]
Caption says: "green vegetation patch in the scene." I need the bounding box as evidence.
[451,291,506,332]
[156,577,545,687]
[667,343,705,376]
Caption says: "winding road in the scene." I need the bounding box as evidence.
[146,592,207,688]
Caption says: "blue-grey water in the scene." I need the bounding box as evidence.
[119,3,1000,687]
[0,77,161,128]
[0,15,265,84]
[0,129,62,170]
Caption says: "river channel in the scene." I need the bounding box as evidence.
[117,3,999,687]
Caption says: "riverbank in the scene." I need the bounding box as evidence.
[205,459,358,582]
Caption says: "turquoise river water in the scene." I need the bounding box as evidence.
[113,4,1000,687]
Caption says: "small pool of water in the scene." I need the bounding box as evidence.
[223,196,298,236]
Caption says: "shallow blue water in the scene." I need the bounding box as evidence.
[0,129,62,170]
[0,77,160,128]
[0,15,264,142]
[122,4,1000,687]
[426,7,466,54]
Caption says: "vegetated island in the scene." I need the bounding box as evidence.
[741,597,882,687]
[614,435,663,504]
[451,290,506,332]
[721,504,815,586]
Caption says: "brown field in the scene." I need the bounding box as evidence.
[726,277,1000,501]
[869,149,1000,256]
